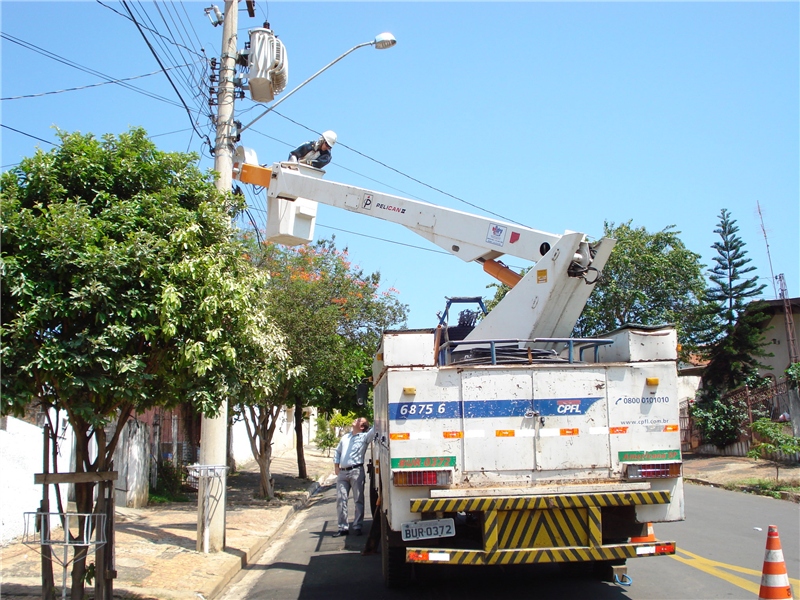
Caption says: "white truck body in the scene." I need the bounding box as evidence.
[371,325,681,573]
[232,157,683,585]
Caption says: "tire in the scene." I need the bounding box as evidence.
[381,511,413,588]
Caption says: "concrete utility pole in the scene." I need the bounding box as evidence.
[198,0,238,553]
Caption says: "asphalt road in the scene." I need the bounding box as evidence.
[220,482,799,600]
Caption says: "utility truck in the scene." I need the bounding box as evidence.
[234,156,684,588]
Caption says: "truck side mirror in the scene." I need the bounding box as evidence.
[357,382,369,406]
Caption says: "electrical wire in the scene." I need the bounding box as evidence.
[270,109,528,227]
[95,0,205,58]
[1,63,199,100]
[1,124,57,146]
[121,0,209,142]
[0,32,187,110]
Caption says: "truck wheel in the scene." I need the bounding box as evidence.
[381,511,412,588]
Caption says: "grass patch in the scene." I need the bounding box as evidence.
[723,478,800,499]
[148,490,191,504]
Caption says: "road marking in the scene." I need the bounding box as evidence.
[670,547,800,596]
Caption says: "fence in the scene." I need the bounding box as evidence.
[681,381,800,461]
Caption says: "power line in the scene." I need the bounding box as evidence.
[0,32,186,109]
[270,109,528,227]
[1,124,57,146]
[121,0,209,142]
[95,0,205,58]
[1,63,199,100]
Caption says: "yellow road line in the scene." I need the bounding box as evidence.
[670,547,800,596]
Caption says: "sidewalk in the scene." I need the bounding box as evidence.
[0,446,337,600]
[682,453,800,502]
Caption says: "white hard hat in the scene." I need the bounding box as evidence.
[321,130,337,147]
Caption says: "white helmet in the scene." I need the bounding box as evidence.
[321,130,337,147]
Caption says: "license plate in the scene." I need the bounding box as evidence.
[401,518,455,542]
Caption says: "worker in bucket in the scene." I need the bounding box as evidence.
[287,130,336,169]
[332,417,376,537]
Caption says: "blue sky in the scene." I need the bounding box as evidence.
[2,1,798,329]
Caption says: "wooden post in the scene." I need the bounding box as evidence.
[41,424,56,600]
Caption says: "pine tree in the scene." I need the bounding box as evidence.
[700,208,770,392]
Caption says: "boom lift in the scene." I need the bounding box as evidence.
[234,155,683,588]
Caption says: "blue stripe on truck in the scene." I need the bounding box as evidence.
[389,397,602,420]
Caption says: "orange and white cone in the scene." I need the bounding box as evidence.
[759,525,793,600]
[631,523,656,543]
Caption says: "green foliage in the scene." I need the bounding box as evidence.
[786,363,800,388]
[699,209,770,393]
[569,221,707,355]
[1,127,282,425]
[1,128,284,594]
[723,478,800,498]
[690,390,748,448]
[747,418,800,481]
[330,411,358,432]
[149,459,189,502]
[242,236,407,412]
[314,416,338,455]
[232,235,406,493]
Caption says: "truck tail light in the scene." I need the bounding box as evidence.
[393,470,452,487]
[625,463,682,479]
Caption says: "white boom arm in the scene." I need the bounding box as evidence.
[240,159,614,341]
[266,162,562,265]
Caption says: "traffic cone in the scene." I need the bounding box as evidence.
[758,525,793,600]
[631,523,655,543]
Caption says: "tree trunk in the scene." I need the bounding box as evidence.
[294,403,307,479]
[70,424,92,600]
[256,447,274,499]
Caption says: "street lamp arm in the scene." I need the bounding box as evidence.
[240,35,394,134]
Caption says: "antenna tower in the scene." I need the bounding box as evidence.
[776,273,799,365]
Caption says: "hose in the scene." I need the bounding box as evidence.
[615,573,633,586]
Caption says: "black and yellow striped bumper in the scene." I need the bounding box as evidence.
[406,491,676,565]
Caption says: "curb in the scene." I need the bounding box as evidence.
[684,477,800,503]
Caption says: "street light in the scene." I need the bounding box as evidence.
[240,32,397,133]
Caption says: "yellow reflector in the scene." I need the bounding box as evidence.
[390,433,410,440]
[646,378,659,386]
[403,387,417,395]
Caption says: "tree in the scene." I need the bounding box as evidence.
[699,209,770,392]
[234,236,407,492]
[747,418,800,482]
[1,128,286,598]
[573,221,708,351]
[485,221,708,356]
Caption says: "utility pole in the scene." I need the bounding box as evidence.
[198,0,238,553]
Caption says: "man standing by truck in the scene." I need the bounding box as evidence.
[333,417,376,537]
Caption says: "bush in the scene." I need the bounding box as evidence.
[690,391,748,449]
[314,416,338,456]
[149,459,189,503]
[786,363,800,388]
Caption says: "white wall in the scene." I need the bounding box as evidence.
[0,415,75,545]
[230,406,317,466]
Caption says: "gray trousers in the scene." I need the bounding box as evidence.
[336,466,365,530]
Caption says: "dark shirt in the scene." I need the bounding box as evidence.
[288,141,331,169]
